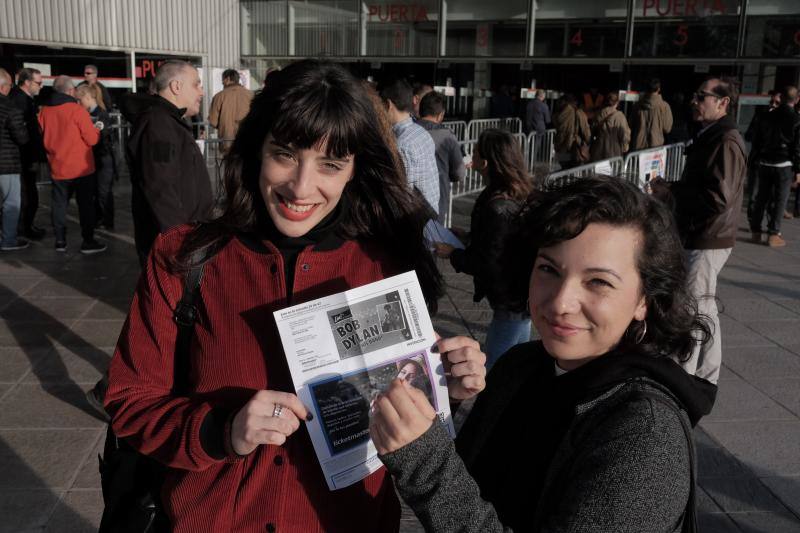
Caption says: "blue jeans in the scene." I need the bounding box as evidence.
[485,312,532,370]
[0,173,22,247]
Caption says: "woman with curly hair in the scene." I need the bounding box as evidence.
[371,176,716,533]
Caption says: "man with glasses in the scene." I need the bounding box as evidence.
[652,77,746,385]
[9,67,47,240]
[79,64,112,111]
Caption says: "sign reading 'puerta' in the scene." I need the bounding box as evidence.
[641,0,732,17]
[367,3,430,22]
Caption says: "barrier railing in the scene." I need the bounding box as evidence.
[622,143,686,190]
[465,117,523,141]
[541,157,626,190]
[442,120,467,142]
[526,129,557,172]
[442,140,482,227]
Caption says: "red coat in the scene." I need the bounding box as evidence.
[106,226,402,533]
[38,95,99,180]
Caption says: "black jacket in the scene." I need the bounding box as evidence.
[382,341,716,533]
[126,95,212,257]
[0,94,30,174]
[88,105,113,157]
[449,188,526,312]
[666,114,746,250]
[752,104,800,173]
[8,86,45,164]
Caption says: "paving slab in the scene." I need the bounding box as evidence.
[0,383,106,429]
[760,476,800,517]
[728,510,800,533]
[0,429,100,489]
[700,420,800,477]
[703,373,796,423]
[724,345,800,381]
[45,489,104,533]
[1,297,96,323]
[62,319,126,348]
[0,346,51,383]
[0,489,62,533]
[24,345,112,385]
[751,379,800,418]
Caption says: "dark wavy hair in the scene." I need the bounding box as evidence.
[175,59,443,310]
[476,129,532,201]
[515,176,710,360]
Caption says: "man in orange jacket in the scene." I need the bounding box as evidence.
[39,75,105,254]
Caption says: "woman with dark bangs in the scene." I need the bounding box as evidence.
[104,59,486,532]
[433,128,533,369]
[371,177,718,532]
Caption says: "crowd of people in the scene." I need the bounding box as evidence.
[1,56,797,532]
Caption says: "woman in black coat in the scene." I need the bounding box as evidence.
[433,129,533,369]
[370,176,716,533]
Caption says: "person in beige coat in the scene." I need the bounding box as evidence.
[631,79,673,150]
[590,92,631,162]
[208,69,253,149]
[553,94,591,169]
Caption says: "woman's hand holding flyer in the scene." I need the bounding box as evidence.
[370,380,437,455]
[436,336,487,401]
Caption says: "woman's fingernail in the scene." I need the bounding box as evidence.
[306,412,314,422]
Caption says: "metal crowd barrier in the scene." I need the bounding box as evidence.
[442,140,481,227]
[622,143,686,190]
[525,129,557,172]
[465,117,523,141]
[542,157,626,190]
[442,120,467,142]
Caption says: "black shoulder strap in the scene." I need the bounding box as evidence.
[634,391,697,533]
[171,253,207,394]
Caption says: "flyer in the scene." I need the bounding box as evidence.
[273,271,454,490]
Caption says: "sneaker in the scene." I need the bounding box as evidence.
[784,211,794,220]
[80,240,107,255]
[54,240,67,252]
[0,238,30,251]
[750,232,763,244]
[768,234,787,247]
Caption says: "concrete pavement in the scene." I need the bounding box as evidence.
[1,185,799,532]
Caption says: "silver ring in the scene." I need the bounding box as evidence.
[272,404,284,418]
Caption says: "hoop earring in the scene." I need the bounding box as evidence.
[635,320,647,344]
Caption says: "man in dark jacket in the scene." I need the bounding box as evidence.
[416,92,466,224]
[748,86,800,247]
[9,67,46,240]
[0,68,30,251]
[127,60,212,266]
[524,89,551,135]
[631,78,673,150]
[86,61,213,416]
[652,77,746,384]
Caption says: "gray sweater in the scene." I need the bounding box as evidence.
[381,345,704,532]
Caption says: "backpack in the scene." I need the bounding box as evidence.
[98,257,207,533]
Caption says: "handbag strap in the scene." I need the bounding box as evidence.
[633,391,698,533]
[171,252,207,394]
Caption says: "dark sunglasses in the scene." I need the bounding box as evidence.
[693,91,720,101]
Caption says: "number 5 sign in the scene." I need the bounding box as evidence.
[673,25,688,46]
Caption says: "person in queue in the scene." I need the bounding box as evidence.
[104,59,486,532]
[371,176,717,532]
[433,129,532,369]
